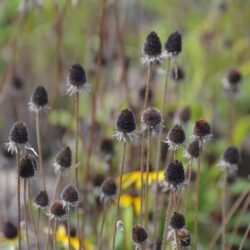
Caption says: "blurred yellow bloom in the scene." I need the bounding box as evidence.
[120,194,141,214]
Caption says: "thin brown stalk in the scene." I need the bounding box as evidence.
[222,171,228,250]
[52,175,61,202]
[183,162,192,214]
[111,142,127,250]
[53,220,57,250]
[98,207,107,250]
[24,180,30,250]
[45,219,52,250]
[227,95,234,143]
[144,129,152,228]
[161,192,173,250]
[36,112,46,191]
[67,207,71,250]
[37,208,41,248]
[238,223,250,250]
[175,230,181,250]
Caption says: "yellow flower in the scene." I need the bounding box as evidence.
[120,194,141,214]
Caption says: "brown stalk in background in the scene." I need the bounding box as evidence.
[24,180,30,250]
[238,223,250,250]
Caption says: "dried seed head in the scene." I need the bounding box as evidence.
[68,63,87,87]
[143,31,162,57]
[3,222,18,239]
[116,109,136,133]
[165,160,185,186]
[101,177,117,197]
[187,139,201,159]
[12,77,23,90]
[168,124,185,144]
[61,184,80,207]
[227,69,242,85]
[9,121,28,144]
[193,119,211,138]
[49,201,66,220]
[222,146,240,165]
[170,212,185,230]
[1,145,14,159]
[132,225,148,244]
[171,66,185,82]
[31,86,49,107]
[34,190,49,208]
[138,85,153,104]
[19,155,37,179]
[100,138,114,158]
[141,107,162,132]
[165,31,182,55]
[56,146,72,169]
[178,228,191,247]
[179,106,191,124]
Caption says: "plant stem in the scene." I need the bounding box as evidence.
[53,220,57,250]
[52,175,61,202]
[184,162,192,214]
[98,206,107,250]
[161,192,173,250]
[222,171,228,250]
[175,230,181,250]
[67,207,71,250]
[37,208,41,248]
[227,95,234,143]
[45,219,52,250]
[239,223,250,250]
[111,142,127,250]
[144,129,152,228]
[24,180,30,250]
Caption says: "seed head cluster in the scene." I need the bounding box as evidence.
[132,225,148,245]
[165,160,185,186]
[61,184,80,207]
[165,31,182,56]
[34,190,49,209]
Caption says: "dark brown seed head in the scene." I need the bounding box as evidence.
[100,138,114,157]
[179,106,191,124]
[141,107,162,128]
[1,145,14,159]
[187,139,201,159]
[12,77,23,90]
[101,177,117,197]
[116,109,136,133]
[222,146,240,165]
[132,225,148,244]
[193,119,211,138]
[139,86,153,104]
[49,201,66,218]
[61,185,79,205]
[56,146,72,168]
[179,229,191,247]
[227,69,241,85]
[170,212,185,230]
[31,86,48,107]
[165,31,182,55]
[168,124,185,144]
[3,222,18,239]
[171,66,185,81]
[34,190,49,208]
[143,31,162,57]
[68,63,87,87]
[165,160,185,185]
[19,155,36,179]
[9,121,28,144]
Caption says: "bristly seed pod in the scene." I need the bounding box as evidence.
[164,124,185,150]
[61,184,80,207]
[170,212,185,230]
[185,139,201,161]
[100,138,115,161]
[164,31,182,57]
[100,177,117,204]
[19,154,37,180]
[142,31,162,64]
[113,109,136,143]
[28,86,49,113]
[54,146,72,175]
[193,119,212,143]
[171,66,185,82]
[141,107,162,134]
[132,225,148,245]
[3,222,18,239]
[34,190,49,209]
[222,68,242,96]
[48,201,66,221]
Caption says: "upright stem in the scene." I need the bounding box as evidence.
[227,95,234,143]
[67,207,71,250]
[144,129,152,228]
[53,220,57,250]
[98,207,107,250]
[153,59,171,249]
[24,180,30,250]
[36,112,46,191]
[175,230,181,250]
[111,142,127,250]
[16,148,22,250]
[37,208,41,248]
[239,224,250,250]
[222,171,227,250]
[184,162,192,214]
[52,175,61,202]
[45,219,52,250]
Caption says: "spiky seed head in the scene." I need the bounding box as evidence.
[171,66,185,81]
[19,155,36,179]
[9,121,28,144]
[34,190,49,208]
[116,109,136,133]
[143,31,162,57]
[227,69,242,85]
[168,124,185,144]
[193,119,211,138]
[101,177,117,197]
[222,146,240,165]
[56,146,72,168]
[68,63,87,87]
[179,106,191,123]
[3,222,18,239]
[49,201,66,219]
[141,107,162,128]
[100,138,114,156]
[187,139,201,159]
[61,185,80,205]
[132,225,148,244]
[170,212,185,230]
[165,31,182,55]
[31,86,48,107]
[165,160,185,186]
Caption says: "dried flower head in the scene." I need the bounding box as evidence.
[61,184,80,207]
[193,119,212,143]
[164,31,182,58]
[48,201,66,221]
[132,224,148,246]
[175,106,191,125]
[185,139,201,161]
[218,146,240,173]
[138,85,153,104]
[222,69,242,96]
[171,66,185,82]
[141,107,163,134]
[1,145,14,160]
[170,212,185,230]
[66,63,90,95]
[54,146,72,175]
[100,177,117,204]
[162,160,186,194]
[12,77,23,91]
[28,86,49,113]
[19,154,38,180]
[3,222,18,239]
[142,31,162,64]
[113,109,136,143]
[100,138,115,161]
[163,124,185,150]
[168,228,191,249]
[34,190,49,209]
